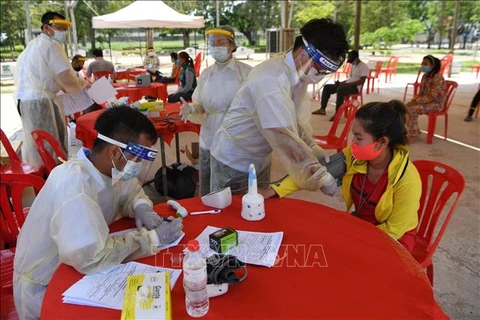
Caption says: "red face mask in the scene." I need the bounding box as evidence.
[351,141,384,161]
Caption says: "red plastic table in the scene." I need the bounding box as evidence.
[75,104,200,196]
[41,197,447,319]
[115,68,147,81]
[113,82,168,103]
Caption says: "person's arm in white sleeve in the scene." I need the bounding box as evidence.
[178,69,194,93]
[48,42,89,92]
[190,69,207,114]
[57,69,89,93]
[51,193,161,275]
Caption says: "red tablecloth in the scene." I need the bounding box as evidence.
[75,103,200,149]
[41,197,447,319]
[115,68,147,81]
[114,82,168,103]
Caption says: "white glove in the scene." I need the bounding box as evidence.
[179,97,194,123]
[154,218,184,245]
[320,172,337,196]
[135,203,163,230]
[312,145,330,165]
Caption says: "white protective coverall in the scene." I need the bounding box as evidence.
[14,33,88,167]
[210,51,330,193]
[191,58,252,195]
[13,148,162,320]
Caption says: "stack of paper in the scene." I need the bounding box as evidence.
[192,226,284,267]
[62,262,181,310]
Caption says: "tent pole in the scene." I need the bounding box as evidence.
[194,29,197,56]
[108,31,112,62]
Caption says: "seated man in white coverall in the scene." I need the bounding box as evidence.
[14,11,90,168]
[13,107,183,320]
[179,26,253,196]
[210,18,349,196]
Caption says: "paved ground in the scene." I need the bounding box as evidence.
[1,54,479,319]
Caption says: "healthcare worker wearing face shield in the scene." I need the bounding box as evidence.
[209,18,349,196]
[13,107,184,320]
[14,11,90,168]
[144,46,162,80]
[179,26,253,196]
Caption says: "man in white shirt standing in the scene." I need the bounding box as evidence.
[312,50,369,120]
[14,11,90,167]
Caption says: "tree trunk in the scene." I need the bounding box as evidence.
[241,30,256,46]
[182,29,190,48]
[82,34,86,47]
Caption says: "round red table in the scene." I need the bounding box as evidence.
[115,68,147,81]
[41,197,447,319]
[113,82,168,103]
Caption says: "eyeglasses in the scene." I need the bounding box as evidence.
[311,61,333,76]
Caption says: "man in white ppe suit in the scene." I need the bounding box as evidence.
[210,18,349,195]
[179,26,252,196]
[13,107,183,319]
[14,11,90,168]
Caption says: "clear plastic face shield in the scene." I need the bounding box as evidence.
[97,134,158,186]
[299,37,344,88]
[45,19,71,43]
[206,28,235,63]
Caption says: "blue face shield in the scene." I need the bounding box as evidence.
[302,37,343,74]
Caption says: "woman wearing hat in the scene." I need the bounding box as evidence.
[179,26,253,196]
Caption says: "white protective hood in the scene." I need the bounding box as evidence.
[92,1,204,29]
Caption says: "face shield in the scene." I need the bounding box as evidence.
[299,37,344,87]
[206,28,235,63]
[97,134,158,186]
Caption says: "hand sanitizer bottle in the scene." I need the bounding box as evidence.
[241,164,265,221]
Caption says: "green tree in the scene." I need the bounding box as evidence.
[0,0,27,56]
[292,0,335,27]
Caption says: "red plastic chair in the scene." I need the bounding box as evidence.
[313,100,360,152]
[403,69,422,102]
[366,61,383,94]
[470,64,480,78]
[381,56,399,83]
[334,63,351,81]
[194,52,202,77]
[411,160,465,285]
[344,82,364,107]
[1,129,45,177]
[439,54,453,77]
[425,80,458,144]
[30,130,67,175]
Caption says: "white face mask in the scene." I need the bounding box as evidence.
[111,151,143,185]
[148,52,155,57]
[210,47,229,63]
[301,68,325,84]
[52,30,66,44]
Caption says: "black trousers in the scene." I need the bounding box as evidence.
[321,84,358,111]
[468,89,480,117]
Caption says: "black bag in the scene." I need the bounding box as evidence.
[154,163,197,199]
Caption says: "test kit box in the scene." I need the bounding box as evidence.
[209,227,238,253]
[121,272,171,320]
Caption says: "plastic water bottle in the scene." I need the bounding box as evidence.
[183,240,209,317]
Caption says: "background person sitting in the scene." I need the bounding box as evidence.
[464,88,480,122]
[262,100,420,253]
[167,51,197,103]
[144,46,161,80]
[71,54,87,78]
[405,55,446,138]
[86,48,116,81]
[312,50,369,121]
[155,52,181,84]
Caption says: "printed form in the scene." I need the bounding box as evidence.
[62,261,181,310]
[193,226,283,267]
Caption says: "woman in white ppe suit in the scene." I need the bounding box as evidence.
[13,107,183,320]
[180,26,252,196]
[14,12,90,168]
[210,18,349,195]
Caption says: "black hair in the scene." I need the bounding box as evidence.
[355,100,408,149]
[293,18,349,65]
[92,49,103,57]
[178,51,194,69]
[148,46,154,50]
[72,54,84,61]
[41,11,65,31]
[423,55,441,77]
[92,107,158,151]
[170,52,178,60]
[349,50,359,60]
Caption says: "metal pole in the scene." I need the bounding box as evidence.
[216,0,220,27]
[70,6,79,53]
[448,0,460,77]
[24,0,33,44]
[354,0,361,50]
[64,1,72,55]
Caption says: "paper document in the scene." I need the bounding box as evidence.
[108,228,185,251]
[62,262,181,310]
[87,76,117,104]
[58,89,93,116]
[192,226,283,267]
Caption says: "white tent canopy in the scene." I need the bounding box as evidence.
[92,1,204,29]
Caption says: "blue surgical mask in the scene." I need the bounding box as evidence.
[210,47,229,63]
[176,60,182,66]
[421,65,430,73]
[52,30,66,44]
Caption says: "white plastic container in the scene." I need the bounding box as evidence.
[183,240,209,317]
